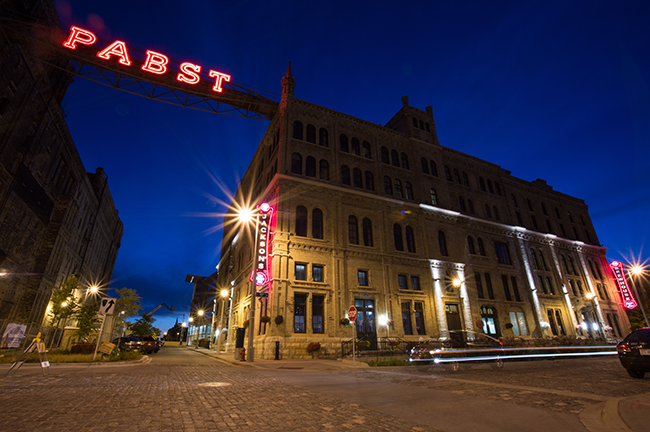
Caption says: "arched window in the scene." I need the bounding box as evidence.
[362,218,373,247]
[406,226,416,253]
[589,260,598,279]
[453,169,460,184]
[430,160,438,177]
[391,149,399,167]
[393,224,404,251]
[339,134,349,152]
[479,177,486,191]
[291,153,302,174]
[438,230,448,256]
[362,141,371,158]
[568,256,577,275]
[348,215,358,245]
[493,206,500,221]
[351,137,360,155]
[319,159,329,180]
[468,236,476,254]
[364,171,374,191]
[430,188,438,206]
[459,197,466,212]
[401,153,409,170]
[538,250,548,270]
[426,123,430,131]
[527,199,533,211]
[478,238,486,256]
[394,179,403,198]
[468,199,475,214]
[419,119,424,129]
[319,128,328,147]
[293,121,303,140]
[306,124,316,143]
[380,146,389,163]
[312,208,323,239]
[561,255,569,274]
[487,179,494,193]
[384,176,393,195]
[340,165,350,185]
[353,168,363,188]
[531,248,539,269]
[296,206,308,236]
[421,158,429,174]
[445,166,452,181]
[484,204,492,219]
[405,182,413,200]
[481,306,500,337]
[305,156,316,177]
[494,182,501,195]
[511,194,518,207]
[462,172,469,187]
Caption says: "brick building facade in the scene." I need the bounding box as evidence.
[0,0,123,341]
[217,66,629,359]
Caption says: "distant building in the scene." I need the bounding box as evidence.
[216,65,630,359]
[0,0,122,343]
[185,272,218,345]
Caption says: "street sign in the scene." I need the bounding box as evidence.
[98,297,116,315]
[347,306,357,322]
[255,292,269,298]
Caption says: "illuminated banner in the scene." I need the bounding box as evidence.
[62,26,231,93]
[609,261,638,309]
[251,203,273,287]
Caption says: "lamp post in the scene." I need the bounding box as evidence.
[216,289,229,354]
[195,310,204,348]
[628,265,649,328]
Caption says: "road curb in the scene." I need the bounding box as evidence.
[580,398,632,432]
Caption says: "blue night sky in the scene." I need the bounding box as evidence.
[55,1,650,333]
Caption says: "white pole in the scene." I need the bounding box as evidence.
[352,321,356,366]
[92,314,106,360]
[216,296,226,353]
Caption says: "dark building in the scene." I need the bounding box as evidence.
[0,0,122,342]
[185,272,218,345]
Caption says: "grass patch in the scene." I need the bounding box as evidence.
[0,350,142,363]
[367,358,410,367]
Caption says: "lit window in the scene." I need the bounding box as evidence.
[295,263,306,280]
[313,265,324,282]
[358,270,368,286]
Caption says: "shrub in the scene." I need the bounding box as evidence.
[306,342,321,353]
[274,315,284,325]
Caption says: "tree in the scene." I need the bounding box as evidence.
[129,313,160,337]
[112,287,142,337]
[48,276,80,348]
[74,301,101,342]
[626,297,650,330]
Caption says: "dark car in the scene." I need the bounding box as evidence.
[616,328,650,378]
[410,330,504,370]
[112,336,143,353]
[134,335,158,354]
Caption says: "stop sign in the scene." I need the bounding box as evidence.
[347,306,357,322]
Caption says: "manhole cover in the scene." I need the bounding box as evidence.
[198,382,232,387]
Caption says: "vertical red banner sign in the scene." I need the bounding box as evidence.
[251,203,273,286]
[609,261,638,309]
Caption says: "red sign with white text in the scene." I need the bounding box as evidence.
[62,26,231,93]
[609,261,638,309]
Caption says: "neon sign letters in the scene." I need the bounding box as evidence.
[251,203,273,287]
[609,261,638,309]
[62,26,231,93]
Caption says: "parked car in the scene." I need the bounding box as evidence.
[410,330,504,370]
[134,335,158,354]
[616,328,650,379]
[111,336,143,353]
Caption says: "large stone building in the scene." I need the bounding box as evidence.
[0,0,123,343]
[216,66,629,359]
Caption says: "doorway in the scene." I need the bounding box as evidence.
[354,298,377,349]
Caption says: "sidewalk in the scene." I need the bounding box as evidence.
[186,346,649,432]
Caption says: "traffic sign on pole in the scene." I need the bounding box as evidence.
[98,297,116,315]
[347,306,357,323]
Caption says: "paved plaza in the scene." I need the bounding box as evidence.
[1,345,648,432]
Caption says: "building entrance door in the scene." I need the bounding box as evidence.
[354,298,377,349]
[445,303,462,331]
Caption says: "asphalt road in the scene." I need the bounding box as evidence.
[1,345,648,432]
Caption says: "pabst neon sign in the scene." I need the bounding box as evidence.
[609,261,638,309]
[250,203,274,287]
[61,26,231,93]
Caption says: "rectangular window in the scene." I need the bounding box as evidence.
[358,270,368,286]
[401,302,413,335]
[398,274,408,290]
[484,273,495,299]
[312,295,324,334]
[295,263,306,280]
[313,265,324,282]
[414,302,426,335]
[294,293,307,333]
[509,311,528,336]
[501,275,512,301]
[511,276,521,301]
[494,241,512,265]
[475,272,484,299]
[411,276,420,291]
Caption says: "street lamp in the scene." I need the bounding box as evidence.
[628,265,649,327]
[195,310,204,348]
[216,289,229,354]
